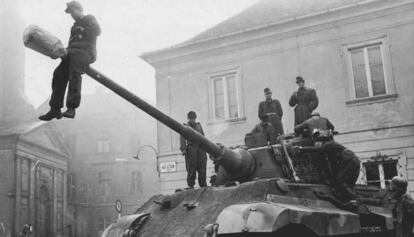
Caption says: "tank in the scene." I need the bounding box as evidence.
[23,28,399,237]
[84,67,397,237]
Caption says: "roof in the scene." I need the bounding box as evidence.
[143,0,380,55]
[0,120,47,136]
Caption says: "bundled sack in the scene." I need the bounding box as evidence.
[23,25,67,59]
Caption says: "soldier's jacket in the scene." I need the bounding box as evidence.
[289,87,319,125]
[68,14,101,62]
[258,99,284,135]
[294,116,334,137]
[180,122,205,152]
[394,193,414,237]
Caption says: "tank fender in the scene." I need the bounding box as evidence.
[215,201,361,236]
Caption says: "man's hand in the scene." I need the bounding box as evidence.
[181,151,187,156]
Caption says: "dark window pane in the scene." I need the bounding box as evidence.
[365,163,380,182]
[350,49,368,98]
[383,161,398,180]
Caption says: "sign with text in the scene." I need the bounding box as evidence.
[160,161,177,173]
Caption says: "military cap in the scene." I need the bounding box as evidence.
[187,111,197,119]
[391,176,408,192]
[264,87,272,94]
[310,111,320,117]
[296,76,305,83]
[65,1,83,13]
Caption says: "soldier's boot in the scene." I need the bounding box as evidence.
[39,109,62,121]
[62,108,76,119]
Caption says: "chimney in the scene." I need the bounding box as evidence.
[0,0,35,126]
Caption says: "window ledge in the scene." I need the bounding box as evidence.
[346,94,398,106]
[207,117,246,125]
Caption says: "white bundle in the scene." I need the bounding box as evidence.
[23,25,67,59]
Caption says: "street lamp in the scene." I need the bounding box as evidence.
[133,145,160,177]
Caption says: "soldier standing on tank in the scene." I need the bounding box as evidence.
[289,76,319,126]
[180,111,207,188]
[389,176,414,237]
[39,1,101,121]
[258,88,284,136]
[295,112,360,201]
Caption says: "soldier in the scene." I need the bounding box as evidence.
[180,111,207,188]
[295,112,360,201]
[294,111,334,137]
[289,76,319,126]
[323,141,361,201]
[39,1,101,120]
[251,114,278,144]
[389,176,414,237]
[258,88,284,136]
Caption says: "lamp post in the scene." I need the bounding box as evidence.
[133,145,160,177]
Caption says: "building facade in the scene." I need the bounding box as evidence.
[0,123,71,237]
[38,90,159,237]
[142,0,414,194]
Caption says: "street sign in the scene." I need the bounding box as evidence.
[115,199,122,214]
[160,161,177,173]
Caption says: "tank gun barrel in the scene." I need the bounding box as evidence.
[86,67,255,180]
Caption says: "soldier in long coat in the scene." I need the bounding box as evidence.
[258,88,284,136]
[39,1,101,120]
[180,111,207,188]
[289,76,319,126]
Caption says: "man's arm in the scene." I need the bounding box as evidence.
[308,89,319,111]
[275,100,283,117]
[258,102,264,119]
[197,123,205,136]
[294,122,307,136]
[80,15,101,40]
[179,135,187,154]
[289,92,297,107]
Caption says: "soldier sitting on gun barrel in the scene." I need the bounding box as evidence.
[294,111,361,202]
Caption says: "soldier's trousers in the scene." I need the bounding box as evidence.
[185,144,207,188]
[49,49,91,110]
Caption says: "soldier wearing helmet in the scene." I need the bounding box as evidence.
[295,112,360,201]
[389,176,414,237]
[180,111,207,188]
[294,111,334,138]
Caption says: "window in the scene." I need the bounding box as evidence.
[359,152,406,189]
[98,171,112,196]
[130,171,142,195]
[97,132,110,153]
[210,69,243,121]
[343,37,396,102]
[364,160,397,188]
